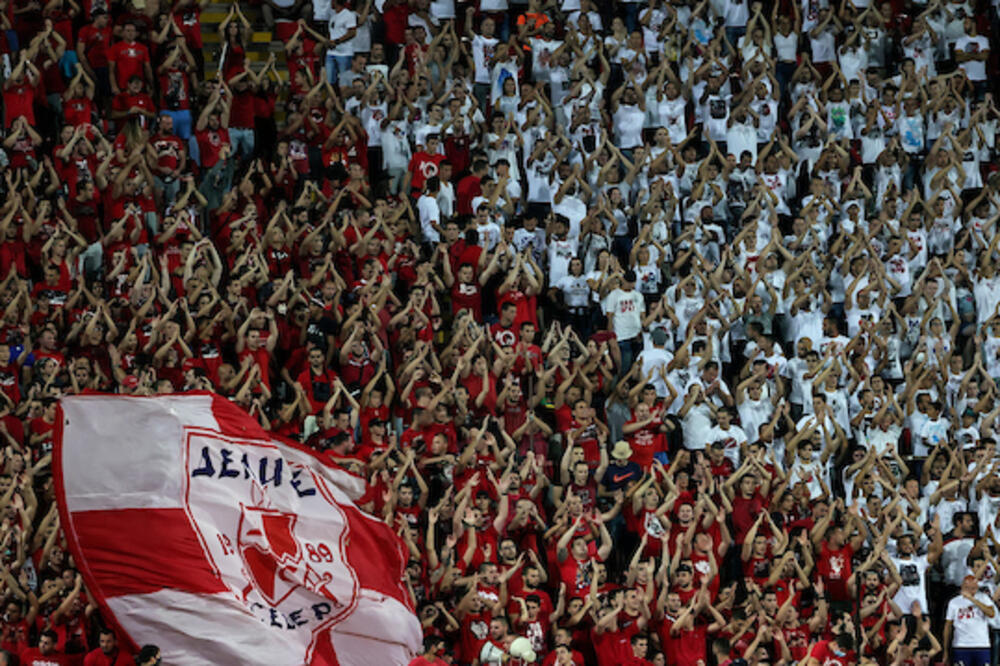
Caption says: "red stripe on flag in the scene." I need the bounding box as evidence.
[56,403,140,655]
[341,505,414,612]
[309,630,341,666]
[210,393,272,441]
[69,508,227,598]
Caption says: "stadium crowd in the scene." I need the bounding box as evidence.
[3,0,1000,664]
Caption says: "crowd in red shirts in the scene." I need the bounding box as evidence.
[3,0,1000,664]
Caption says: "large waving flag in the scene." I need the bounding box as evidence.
[54,394,421,665]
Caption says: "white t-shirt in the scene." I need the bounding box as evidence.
[417,194,441,244]
[613,105,646,149]
[552,195,586,240]
[724,0,749,27]
[328,9,358,57]
[547,237,578,285]
[702,94,731,141]
[726,121,758,162]
[437,182,455,221]
[472,35,499,84]
[556,275,591,308]
[639,347,674,397]
[788,453,829,499]
[682,402,714,450]
[706,424,748,465]
[955,35,989,80]
[810,26,836,62]
[604,288,645,340]
[658,95,687,143]
[738,396,773,441]
[530,38,562,82]
[942,537,976,586]
[774,32,798,61]
[429,0,456,20]
[782,357,811,405]
[917,417,949,458]
[892,554,930,614]
[864,424,901,456]
[380,121,411,170]
[312,0,332,22]
[935,498,967,535]
[946,591,995,647]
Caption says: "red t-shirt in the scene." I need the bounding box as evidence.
[112,91,155,124]
[457,611,491,664]
[151,133,185,172]
[0,364,19,406]
[172,1,203,49]
[817,542,854,602]
[407,657,447,666]
[195,128,230,169]
[668,621,709,666]
[781,624,812,662]
[743,554,772,587]
[626,419,666,469]
[238,347,271,389]
[498,288,538,329]
[541,649,585,665]
[159,67,192,111]
[456,174,482,216]
[591,626,626,665]
[0,618,30,655]
[731,491,766,544]
[63,97,95,127]
[807,640,856,666]
[83,647,136,666]
[490,322,518,347]
[450,280,483,320]
[407,151,445,192]
[559,545,599,597]
[709,457,736,479]
[20,648,72,666]
[461,371,497,416]
[383,0,408,43]
[297,367,336,414]
[3,83,35,127]
[78,24,111,67]
[229,90,255,128]
[108,40,150,89]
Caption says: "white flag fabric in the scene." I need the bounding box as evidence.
[54,393,421,665]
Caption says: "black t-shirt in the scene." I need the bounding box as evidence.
[306,314,337,350]
[600,460,641,492]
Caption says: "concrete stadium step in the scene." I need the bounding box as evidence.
[203,30,275,45]
[198,2,294,125]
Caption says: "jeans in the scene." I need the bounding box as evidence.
[617,337,641,378]
[483,11,510,41]
[776,61,796,101]
[199,157,235,211]
[162,109,193,140]
[473,83,491,120]
[325,53,353,85]
[385,167,406,195]
[622,2,640,32]
[229,127,255,160]
[145,211,160,237]
[725,26,746,48]
[952,647,991,666]
[612,235,632,267]
[188,136,201,166]
[78,242,103,279]
[155,176,181,207]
